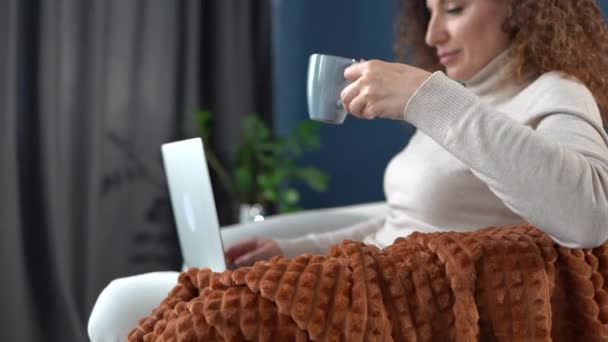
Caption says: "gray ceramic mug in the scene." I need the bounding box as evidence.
[307,53,357,124]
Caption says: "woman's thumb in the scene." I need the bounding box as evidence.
[234,249,261,267]
[234,243,277,267]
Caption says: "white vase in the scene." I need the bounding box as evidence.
[238,203,266,223]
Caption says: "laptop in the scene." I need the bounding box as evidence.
[161,138,227,272]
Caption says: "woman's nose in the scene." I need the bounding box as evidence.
[425,16,449,47]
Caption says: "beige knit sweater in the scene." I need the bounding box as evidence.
[277,50,608,256]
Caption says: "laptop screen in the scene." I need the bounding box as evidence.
[161,138,226,272]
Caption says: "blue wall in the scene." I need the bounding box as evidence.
[272,0,414,209]
[602,0,608,15]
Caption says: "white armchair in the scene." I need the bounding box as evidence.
[219,201,387,254]
[88,201,387,342]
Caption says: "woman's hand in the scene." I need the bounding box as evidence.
[224,237,283,268]
[341,60,432,121]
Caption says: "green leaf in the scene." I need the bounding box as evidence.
[293,167,328,192]
[262,188,278,201]
[270,168,287,185]
[233,144,256,169]
[241,114,271,143]
[196,110,213,142]
[256,173,274,188]
[257,153,277,168]
[281,188,300,205]
[278,203,301,213]
[294,121,321,149]
[256,141,281,153]
[234,167,254,202]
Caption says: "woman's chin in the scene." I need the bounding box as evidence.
[446,67,474,82]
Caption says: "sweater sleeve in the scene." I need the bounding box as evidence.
[404,72,608,248]
[274,215,385,258]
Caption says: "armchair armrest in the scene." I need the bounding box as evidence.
[220,201,387,247]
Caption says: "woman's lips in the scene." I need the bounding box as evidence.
[439,51,460,65]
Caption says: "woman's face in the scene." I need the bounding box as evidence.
[425,0,512,81]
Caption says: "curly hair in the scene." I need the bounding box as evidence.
[394,0,608,126]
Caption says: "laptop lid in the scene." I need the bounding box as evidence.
[161,138,226,272]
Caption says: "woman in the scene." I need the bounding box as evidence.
[89,0,608,340]
[225,0,608,267]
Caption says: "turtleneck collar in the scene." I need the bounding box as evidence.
[461,48,531,105]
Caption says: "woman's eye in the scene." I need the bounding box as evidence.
[446,6,464,14]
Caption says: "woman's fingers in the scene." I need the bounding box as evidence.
[344,62,365,81]
[342,61,380,119]
[233,240,282,267]
[224,238,258,264]
[340,80,360,113]
[341,60,432,121]
[348,92,373,119]
[233,246,267,267]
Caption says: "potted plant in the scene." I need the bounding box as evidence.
[196,110,329,222]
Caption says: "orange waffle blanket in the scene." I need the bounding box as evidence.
[128,224,608,341]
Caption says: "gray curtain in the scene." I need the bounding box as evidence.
[200,0,274,225]
[0,0,272,339]
[0,0,199,340]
